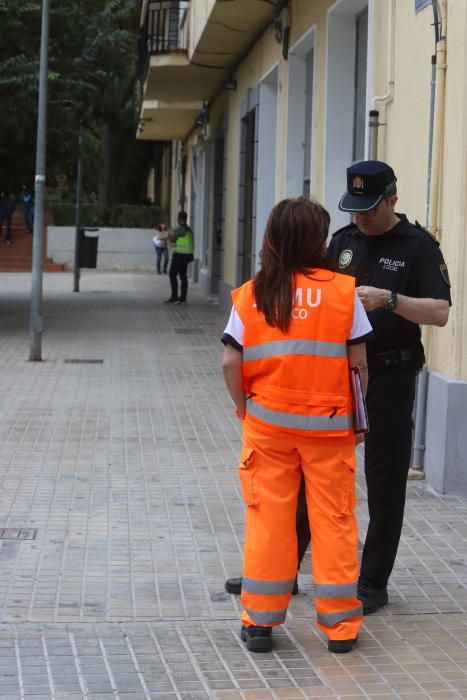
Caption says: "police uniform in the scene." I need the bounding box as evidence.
[328,162,451,599]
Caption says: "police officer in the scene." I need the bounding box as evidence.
[329,160,451,613]
[225,160,451,616]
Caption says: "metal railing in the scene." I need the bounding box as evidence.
[143,1,189,57]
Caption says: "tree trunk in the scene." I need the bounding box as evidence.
[99,122,120,224]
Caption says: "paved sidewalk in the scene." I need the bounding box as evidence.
[0,271,466,699]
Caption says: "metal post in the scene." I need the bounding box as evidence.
[73,128,83,293]
[368,110,379,160]
[29,0,50,361]
[412,367,429,470]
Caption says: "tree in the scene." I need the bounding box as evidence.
[0,0,152,217]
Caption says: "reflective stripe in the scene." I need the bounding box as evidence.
[317,605,363,627]
[244,339,347,362]
[244,607,287,625]
[247,399,353,431]
[243,577,296,595]
[315,582,358,599]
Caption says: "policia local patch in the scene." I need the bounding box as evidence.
[339,250,353,269]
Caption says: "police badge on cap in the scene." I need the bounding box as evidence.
[339,160,397,213]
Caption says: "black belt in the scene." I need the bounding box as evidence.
[373,349,414,369]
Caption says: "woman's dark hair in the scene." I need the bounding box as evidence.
[253,197,331,333]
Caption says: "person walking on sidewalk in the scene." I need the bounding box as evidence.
[165,211,194,304]
[224,161,452,617]
[21,186,34,234]
[0,192,16,245]
[153,221,170,275]
[221,197,371,654]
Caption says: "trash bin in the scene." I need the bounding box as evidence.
[79,227,99,268]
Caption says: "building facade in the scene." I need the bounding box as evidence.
[138,0,467,496]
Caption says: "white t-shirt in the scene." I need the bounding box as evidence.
[222,291,372,350]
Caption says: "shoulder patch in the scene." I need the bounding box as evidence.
[338,249,353,269]
[439,263,451,287]
[414,220,440,247]
[331,222,357,238]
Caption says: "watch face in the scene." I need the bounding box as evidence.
[385,293,397,311]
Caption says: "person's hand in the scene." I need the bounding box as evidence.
[234,406,246,421]
[355,433,365,445]
[356,286,389,312]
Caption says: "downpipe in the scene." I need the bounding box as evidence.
[412,0,447,474]
[368,0,395,159]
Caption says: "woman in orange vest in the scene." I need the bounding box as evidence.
[221,197,372,654]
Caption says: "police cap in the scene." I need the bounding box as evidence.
[338,160,397,213]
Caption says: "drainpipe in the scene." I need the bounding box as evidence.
[368,0,395,159]
[412,0,447,472]
[427,0,447,240]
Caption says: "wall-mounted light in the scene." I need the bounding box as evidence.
[272,2,291,60]
[224,78,237,91]
[196,101,210,130]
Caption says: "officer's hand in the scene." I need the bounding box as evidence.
[355,433,365,445]
[356,285,389,312]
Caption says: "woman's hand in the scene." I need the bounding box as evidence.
[234,405,246,421]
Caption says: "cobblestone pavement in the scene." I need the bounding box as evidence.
[0,271,466,699]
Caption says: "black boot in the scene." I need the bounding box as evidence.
[357,581,388,615]
[328,637,358,654]
[225,576,299,596]
[241,625,272,653]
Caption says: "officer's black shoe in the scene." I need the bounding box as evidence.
[164,297,178,303]
[225,577,299,596]
[328,637,358,654]
[357,582,388,615]
[241,625,272,653]
[225,577,242,595]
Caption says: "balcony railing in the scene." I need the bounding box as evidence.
[143,1,189,57]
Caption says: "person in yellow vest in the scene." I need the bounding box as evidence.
[221,197,372,654]
[166,211,194,304]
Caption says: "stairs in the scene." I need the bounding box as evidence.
[0,211,66,273]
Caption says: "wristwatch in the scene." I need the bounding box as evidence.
[384,291,398,312]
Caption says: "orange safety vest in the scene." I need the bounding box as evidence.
[232,269,355,437]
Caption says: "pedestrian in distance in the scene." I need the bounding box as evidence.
[0,192,16,245]
[224,160,452,617]
[153,221,170,275]
[21,186,34,234]
[221,197,372,654]
[165,211,194,304]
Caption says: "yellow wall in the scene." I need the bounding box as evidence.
[188,0,215,57]
[436,0,467,378]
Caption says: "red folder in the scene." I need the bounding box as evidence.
[350,366,369,434]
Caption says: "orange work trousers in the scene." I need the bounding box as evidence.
[238,415,362,641]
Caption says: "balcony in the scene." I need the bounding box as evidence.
[140,0,189,61]
[138,0,282,140]
[138,1,207,140]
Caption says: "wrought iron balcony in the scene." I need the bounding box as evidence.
[141,1,189,60]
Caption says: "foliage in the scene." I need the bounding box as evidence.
[49,202,163,228]
[0,0,155,219]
